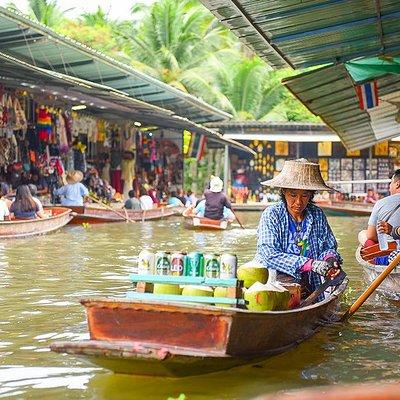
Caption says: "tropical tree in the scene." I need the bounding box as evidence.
[26,0,72,27]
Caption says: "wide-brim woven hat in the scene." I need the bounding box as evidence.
[261,158,333,191]
[210,176,223,193]
[66,170,83,184]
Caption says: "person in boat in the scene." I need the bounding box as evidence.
[139,187,154,210]
[193,199,235,222]
[0,182,12,209]
[28,184,44,213]
[10,185,46,220]
[203,176,232,221]
[184,190,197,207]
[254,159,342,295]
[0,183,10,221]
[364,188,379,204]
[168,191,185,207]
[359,169,400,247]
[124,190,141,211]
[53,170,89,206]
[28,167,48,195]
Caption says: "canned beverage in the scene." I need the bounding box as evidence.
[137,249,155,275]
[185,252,204,277]
[170,252,186,276]
[220,253,237,279]
[204,253,220,278]
[155,251,171,275]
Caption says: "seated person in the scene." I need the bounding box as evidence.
[185,190,197,207]
[0,185,10,221]
[0,182,12,209]
[194,199,235,221]
[29,167,48,195]
[53,170,89,206]
[28,184,44,212]
[365,188,379,204]
[168,191,184,207]
[10,185,46,219]
[139,188,154,210]
[203,176,232,221]
[124,190,141,210]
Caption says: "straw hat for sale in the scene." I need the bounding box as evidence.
[261,158,333,191]
[210,176,223,193]
[66,170,84,184]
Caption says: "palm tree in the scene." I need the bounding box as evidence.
[27,0,73,27]
[80,6,110,27]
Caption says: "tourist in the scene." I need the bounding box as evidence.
[0,183,10,221]
[364,188,379,204]
[0,182,12,209]
[203,176,232,220]
[139,188,154,210]
[167,191,184,207]
[193,199,235,222]
[184,190,197,207]
[29,167,48,195]
[254,159,342,296]
[10,185,46,219]
[124,190,141,210]
[28,184,44,212]
[176,188,186,205]
[53,170,89,206]
[359,169,400,247]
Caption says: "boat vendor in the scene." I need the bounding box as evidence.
[53,170,89,206]
[254,159,342,295]
[203,176,232,221]
[358,169,400,247]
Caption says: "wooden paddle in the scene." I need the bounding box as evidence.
[231,209,245,229]
[342,251,400,320]
[88,194,136,223]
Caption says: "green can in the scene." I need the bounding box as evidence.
[185,252,204,277]
[204,253,220,278]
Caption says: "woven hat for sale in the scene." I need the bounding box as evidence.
[261,158,333,191]
[66,170,83,184]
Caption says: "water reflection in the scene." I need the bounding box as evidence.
[0,214,399,399]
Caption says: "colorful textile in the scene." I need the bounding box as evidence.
[188,133,207,161]
[254,201,342,291]
[355,81,379,109]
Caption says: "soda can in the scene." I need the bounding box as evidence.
[220,253,237,279]
[170,252,186,276]
[185,252,204,277]
[155,251,171,275]
[137,249,155,275]
[204,253,220,278]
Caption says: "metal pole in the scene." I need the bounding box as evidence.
[296,142,300,158]
[368,147,373,180]
[223,144,229,195]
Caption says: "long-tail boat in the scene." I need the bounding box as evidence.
[317,200,373,216]
[182,207,232,230]
[356,243,400,303]
[51,273,347,377]
[0,206,72,239]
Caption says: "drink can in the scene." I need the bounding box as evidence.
[204,253,220,278]
[137,249,155,275]
[155,251,171,275]
[170,252,186,276]
[220,253,237,279]
[185,252,204,277]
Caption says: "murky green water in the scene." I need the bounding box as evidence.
[0,213,399,399]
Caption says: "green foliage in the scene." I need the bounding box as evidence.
[27,0,72,27]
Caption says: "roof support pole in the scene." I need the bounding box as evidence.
[374,0,385,53]
[223,145,230,195]
[368,147,373,180]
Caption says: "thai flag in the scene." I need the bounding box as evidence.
[188,133,207,161]
[355,81,379,110]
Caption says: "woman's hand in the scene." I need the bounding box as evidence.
[377,220,392,235]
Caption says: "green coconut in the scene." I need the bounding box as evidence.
[270,282,291,311]
[153,283,181,295]
[244,282,275,311]
[236,261,268,288]
[181,285,214,297]
[214,286,229,308]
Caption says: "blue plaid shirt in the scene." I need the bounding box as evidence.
[254,201,342,290]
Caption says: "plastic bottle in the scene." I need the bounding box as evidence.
[378,233,389,251]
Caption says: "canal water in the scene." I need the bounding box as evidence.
[0,213,399,399]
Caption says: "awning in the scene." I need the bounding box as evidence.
[283,60,400,150]
[0,7,231,123]
[0,52,254,154]
[199,0,400,69]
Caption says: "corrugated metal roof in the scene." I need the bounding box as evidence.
[0,7,231,123]
[0,51,253,153]
[199,0,400,69]
[283,63,400,150]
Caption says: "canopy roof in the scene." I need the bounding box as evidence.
[0,52,253,153]
[199,0,400,69]
[0,7,230,123]
[283,59,400,150]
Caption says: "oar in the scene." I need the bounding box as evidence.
[342,252,400,320]
[231,209,245,229]
[88,194,136,223]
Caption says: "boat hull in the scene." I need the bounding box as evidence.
[182,208,230,230]
[318,201,373,216]
[0,207,72,239]
[51,282,347,376]
[356,245,400,301]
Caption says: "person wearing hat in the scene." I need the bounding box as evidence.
[254,159,342,296]
[53,170,89,206]
[203,176,233,221]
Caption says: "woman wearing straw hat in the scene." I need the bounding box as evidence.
[203,176,234,221]
[255,159,342,295]
[53,170,89,206]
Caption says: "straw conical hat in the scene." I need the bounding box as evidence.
[261,158,333,191]
[66,170,83,184]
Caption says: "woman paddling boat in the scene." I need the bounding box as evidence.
[254,158,342,297]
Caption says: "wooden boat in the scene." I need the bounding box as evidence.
[356,243,400,302]
[49,204,183,225]
[51,279,347,377]
[0,206,72,239]
[318,200,373,216]
[182,207,231,230]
